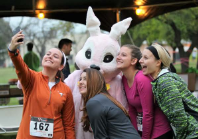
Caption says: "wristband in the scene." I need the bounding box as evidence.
[8,46,18,56]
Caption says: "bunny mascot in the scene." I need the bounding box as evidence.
[65,7,132,139]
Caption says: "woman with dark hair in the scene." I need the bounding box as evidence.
[8,30,75,139]
[116,44,172,139]
[78,68,140,139]
[139,43,198,139]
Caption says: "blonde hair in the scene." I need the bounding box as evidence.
[151,43,172,69]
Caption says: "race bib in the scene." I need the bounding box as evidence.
[30,116,54,138]
[137,113,143,132]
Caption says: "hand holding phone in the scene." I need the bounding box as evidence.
[12,26,24,42]
[9,26,24,51]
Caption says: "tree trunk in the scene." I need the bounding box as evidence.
[178,46,189,73]
[172,47,176,63]
[197,54,198,69]
[189,34,198,69]
[169,21,189,73]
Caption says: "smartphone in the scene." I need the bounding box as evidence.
[12,26,23,42]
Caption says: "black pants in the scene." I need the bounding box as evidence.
[155,130,173,139]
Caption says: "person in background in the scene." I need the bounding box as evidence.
[139,43,198,139]
[116,44,172,139]
[79,68,141,139]
[18,42,40,104]
[23,42,40,71]
[9,30,75,139]
[58,38,73,79]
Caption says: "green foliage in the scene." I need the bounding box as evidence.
[122,7,198,47]
[122,7,198,73]
[122,14,175,47]
[185,67,198,74]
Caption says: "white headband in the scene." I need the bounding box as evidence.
[62,51,66,67]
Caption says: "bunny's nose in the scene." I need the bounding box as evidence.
[90,64,100,71]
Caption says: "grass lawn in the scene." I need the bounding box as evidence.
[0,67,19,106]
[0,67,17,83]
[8,98,20,105]
[0,134,17,139]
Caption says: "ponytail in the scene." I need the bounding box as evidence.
[169,63,177,73]
[56,70,64,82]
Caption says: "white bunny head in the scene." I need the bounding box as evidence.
[75,7,132,82]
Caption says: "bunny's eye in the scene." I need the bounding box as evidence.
[103,54,114,63]
[85,49,91,59]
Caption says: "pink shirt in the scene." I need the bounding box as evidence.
[122,70,171,139]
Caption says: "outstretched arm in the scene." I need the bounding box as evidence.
[8,31,34,96]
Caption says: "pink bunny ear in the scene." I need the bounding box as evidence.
[86,6,101,36]
[109,17,132,41]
